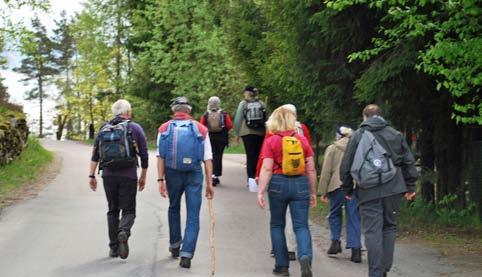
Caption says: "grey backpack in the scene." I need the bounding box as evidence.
[350,130,397,188]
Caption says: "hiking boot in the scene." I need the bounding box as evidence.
[327,240,342,255]
[212,176,220,187]
[299,255,312,277]
[273,266,289,276]
[270,249,275,257]
[351,248,362,263]
[170,247,180,258]
[288,251,296,261]
[117,231,129,259]
[180,257,191,268]
[109,247,119,258]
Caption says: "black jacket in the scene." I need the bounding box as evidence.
[340,116,419,203]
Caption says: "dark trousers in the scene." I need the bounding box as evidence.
[360,194,403,277]
[241,134,264,179]
[103,176,137,249]
[210,133,227,177]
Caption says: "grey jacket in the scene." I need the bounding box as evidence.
[340,116,418,204]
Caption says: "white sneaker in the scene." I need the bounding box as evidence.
[248,178,258,192]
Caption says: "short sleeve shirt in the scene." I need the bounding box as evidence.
[259,131,314,174]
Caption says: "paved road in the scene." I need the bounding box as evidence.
[0,140,477,277]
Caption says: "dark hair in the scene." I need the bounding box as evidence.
[244,86,258,95]
[363,104,381,118]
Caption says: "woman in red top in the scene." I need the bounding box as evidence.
[257,106,317,277]
[255,104,311,179]
[199,96,233,186]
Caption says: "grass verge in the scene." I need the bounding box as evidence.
[0,137,53,195]
[225,142,245,154]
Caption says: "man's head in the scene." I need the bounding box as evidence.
[243,85,258,100]
[362,104,381,121]
[171,96,192,114]
[112,99,132,119]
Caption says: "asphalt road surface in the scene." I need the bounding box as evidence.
[0,140,478,277]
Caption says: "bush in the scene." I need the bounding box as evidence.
[399,194,481,231]
[0,109,29,165]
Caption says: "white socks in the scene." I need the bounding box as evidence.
[248,178,258,192]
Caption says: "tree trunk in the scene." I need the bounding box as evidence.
[432,93,470,206]
[38,76,43,138]
[115,0,122,96]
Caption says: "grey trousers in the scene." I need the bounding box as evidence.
[359,194,403,277]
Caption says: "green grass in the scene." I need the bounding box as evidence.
[0,137,53,195]
[225,142,246,154]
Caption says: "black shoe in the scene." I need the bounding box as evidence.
[170,247,180,258]
[351,248,362,263]
[212,177,220,186]
[327,240,342,255]
[180,257,191,268]
[273,266,289,276]
[117,231,129,259]
[109,247,119,258]
[299,256,312,277]
[383,273,387,277]
[270,249,275,257]
[288,251,296,261]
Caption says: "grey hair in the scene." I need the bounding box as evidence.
[207,96,221,112]
[112,99,132,116]
[171,104,192,113]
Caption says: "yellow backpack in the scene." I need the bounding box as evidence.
[280,134,306,176]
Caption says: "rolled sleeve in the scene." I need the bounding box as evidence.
[204,134,213,161]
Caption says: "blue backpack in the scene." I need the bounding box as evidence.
[98,120,137,170]
[158,120,205,172]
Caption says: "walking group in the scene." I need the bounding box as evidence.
[88,86,418,277]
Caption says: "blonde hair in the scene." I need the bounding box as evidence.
[266,106,297,133]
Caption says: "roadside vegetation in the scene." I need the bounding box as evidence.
[0,137,53,196]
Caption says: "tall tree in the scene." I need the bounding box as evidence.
[15,18,59,137]
[52,10,76,140]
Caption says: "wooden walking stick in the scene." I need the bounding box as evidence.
[208,198,216,275]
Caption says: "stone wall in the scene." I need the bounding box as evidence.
[0,110,29,165]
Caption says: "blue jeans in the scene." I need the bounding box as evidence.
[165,168,203,259]
[328,189,361,249]
[268,175,313,268]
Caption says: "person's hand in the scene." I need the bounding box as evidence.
[405,192,416,201]
[236,136,241,144]
[310,194,317,208]
[257,193,266,209]
[320,194,329,204]
[159,180,168,198]
[345,194,353,201]
[206,184,214,199]
[89,177,97,192]
[138,176,146,192]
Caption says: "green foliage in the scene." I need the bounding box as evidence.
[0,136,52,195]
[399,194,481,230]
[327,0,482,124]
[133,0,244,116]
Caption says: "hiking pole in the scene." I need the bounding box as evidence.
[208,198,216,275]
